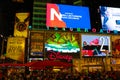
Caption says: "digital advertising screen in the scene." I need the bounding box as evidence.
[111,35,120,57]
[46,3,91,29]
[100,6,120,31]
[81,34,111,57]
[45,32,80,54]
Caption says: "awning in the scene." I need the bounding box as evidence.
[25,60,74,68]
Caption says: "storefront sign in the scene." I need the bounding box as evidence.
[48,51,72,62]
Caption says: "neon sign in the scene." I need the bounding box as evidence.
[48,51,72,62]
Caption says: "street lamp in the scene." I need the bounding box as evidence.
[0,34,7,63]
[0,34,4,56]
[1,38,4,56]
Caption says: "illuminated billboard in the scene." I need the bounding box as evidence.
[30,31,44,57]
[45,32,80,54]
[6,37,25,62]
[100,6,120,31]
[111,35,120,58]
[81,34,111,57]
[14,12,30,38]
[46,3,91,29]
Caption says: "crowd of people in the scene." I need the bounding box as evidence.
[1,69,120,80]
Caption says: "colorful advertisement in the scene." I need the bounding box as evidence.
[100,6,120,31]
[81,34,111,57]
[6,37,25,62]
[46,3,91,29]
[45,32,80,54]
[14,13,30,38]
[30,31,44,57]
[111,35,120,57]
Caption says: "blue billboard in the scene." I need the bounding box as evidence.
[46,3,91,29]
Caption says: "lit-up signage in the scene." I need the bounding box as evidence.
[6,37,25,62]
[45,32,80,54]
[100,6,120,31]
[30,31,44,57]
[112,35,120,58]
[14,12,30,38]
[81,34,111,57]
[48,51,72,62]
[46,3,91,29]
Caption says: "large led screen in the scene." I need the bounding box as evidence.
[46,3,91,29]
[112,35,120,58]
[100,6,120,31]
[45,32,80,53]
[81,34,111,57]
